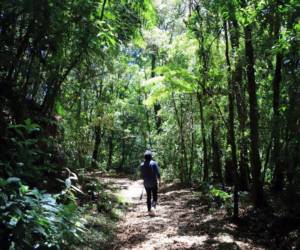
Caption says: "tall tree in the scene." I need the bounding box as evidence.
[224,20,239,218]
[271,2,284,191]
[242,2,264,207]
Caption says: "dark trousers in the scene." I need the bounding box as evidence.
[145,186,158,211]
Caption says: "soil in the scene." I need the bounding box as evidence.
[100,177,288,250]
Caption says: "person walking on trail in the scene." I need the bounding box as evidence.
[140,150,161,216]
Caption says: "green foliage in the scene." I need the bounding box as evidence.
[143,33,198,107]
[0,177,85,249]
[0,0,299,246]
[209,186,233,215]
[2,119,62,187]
[209,187,231,202]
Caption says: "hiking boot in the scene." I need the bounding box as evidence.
[148,209,155,217]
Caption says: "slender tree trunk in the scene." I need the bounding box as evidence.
[180,97,188,183]
[282,8,299,208]
[143,92,153,148]
[92,126,102,169]
[237,91,250,191]
[90,77,104,169]
[197,92,209,181]
[271,52,283,190]
[194,9,211,182]
[42,80,60,116]
[229,5,250,188]
[271,14,283,190]
[151,50,162,133]
[107,132,114,169]
[6,19,34,85]
[224,20,239,219]
[285,70,300,207]
[244,22,264,208]
[189,96,195,185]
[171,93,186,183]
[228,10,250,191]
[42,55,82,115]
[76,85,83,167]
[211,120,223,184]
[238,111,250,191]
[100,0,107,20]
[119,138,125,171]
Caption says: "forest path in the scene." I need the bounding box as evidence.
[101,176,265,250]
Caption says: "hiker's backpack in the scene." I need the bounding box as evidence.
[142,160,154,179]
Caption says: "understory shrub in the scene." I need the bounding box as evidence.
[1,118,66,192]
[209,186,233,215]
[0,177,86,249]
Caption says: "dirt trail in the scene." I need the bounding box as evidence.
[103,177,265,250]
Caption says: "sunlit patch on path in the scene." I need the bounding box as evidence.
[102,177,267,250]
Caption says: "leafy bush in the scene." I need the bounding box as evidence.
[209,186,233,215]
[209,187,231,202]
[0,177,86,249]
[1,119,65,191]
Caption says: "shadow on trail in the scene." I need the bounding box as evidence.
[177,196,299,250]
[106,178,298,250]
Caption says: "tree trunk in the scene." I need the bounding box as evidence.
[244,22,264,208]
[171,93,187,183]
[143,92,153,148]
[227,8,250,191]
[271,52,283,191]
[42,55,82,116]
[224,20,239,219]
[234,59,250,191]
[197,92,209,182]
[107,132,114,169]
[211,120,223,184]
[151,50,162,133]
[118,138,125,171]
[194,10,210,182]
[92,126,102,169]
[180,97,188,183]
[271,13,283,191]
[189,96,195,185]
[100,0,107,20]
[285,74,300,207]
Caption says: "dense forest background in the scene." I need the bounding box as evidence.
[0,0,299,249]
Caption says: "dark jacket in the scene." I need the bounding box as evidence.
[140,160,160,188]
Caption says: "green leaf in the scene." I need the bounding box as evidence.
[55,101,66,116]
